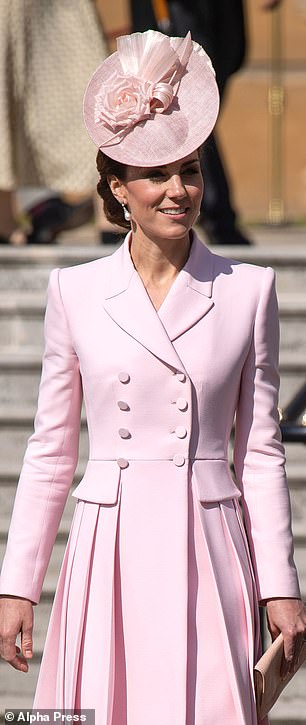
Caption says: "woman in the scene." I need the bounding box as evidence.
[0,0,116,245]
[0,28,305,724]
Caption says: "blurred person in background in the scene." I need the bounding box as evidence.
[131,0,283,246]
[0,0,125,246]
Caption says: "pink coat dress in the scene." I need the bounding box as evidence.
[0,232,301,724]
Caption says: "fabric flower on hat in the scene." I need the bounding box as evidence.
[93,30,192,143]
[95,73,153,131]
[94,73,174,132]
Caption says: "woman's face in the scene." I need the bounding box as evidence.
[111,151,203,243]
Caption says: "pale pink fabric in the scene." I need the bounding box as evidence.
[83,30,219,165]
[0,232,301,723]
[93,32,193,135]
[32,476,259,724]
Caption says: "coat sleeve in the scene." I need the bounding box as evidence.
[233,265,301,604]
[0,268,83,604]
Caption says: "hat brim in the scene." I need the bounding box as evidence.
[83,39,220,167]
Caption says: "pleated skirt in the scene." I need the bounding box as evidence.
[33,469,269,725]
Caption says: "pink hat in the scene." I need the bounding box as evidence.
[83,29,219,167]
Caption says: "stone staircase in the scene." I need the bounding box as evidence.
[0,238,306,723]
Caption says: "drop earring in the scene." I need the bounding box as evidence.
[121,202,131,222]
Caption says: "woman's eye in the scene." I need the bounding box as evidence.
[148,166,200,182]
[150,172,164,182]
[182,167,199,175]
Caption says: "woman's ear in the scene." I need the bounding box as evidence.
[107,175,126,205]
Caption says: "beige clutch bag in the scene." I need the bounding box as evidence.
[254,632,306,720]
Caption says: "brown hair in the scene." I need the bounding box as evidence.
[96,150,130,229]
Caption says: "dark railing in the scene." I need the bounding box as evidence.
[280,382,306,444]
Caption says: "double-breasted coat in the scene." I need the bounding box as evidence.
[0,232,301,724]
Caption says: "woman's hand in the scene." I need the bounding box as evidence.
[0,596,34,672]
[265,597,306,678]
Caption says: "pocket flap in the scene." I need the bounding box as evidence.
[193,459,242,502]
[72,460,121,504]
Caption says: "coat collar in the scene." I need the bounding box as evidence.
[103,231,215,369]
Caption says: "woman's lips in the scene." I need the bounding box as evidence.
[158,207,188,216]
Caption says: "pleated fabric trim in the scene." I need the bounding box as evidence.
[58,495,121,716]
[33,476,268,724]
[33,486,122,719]
[57,501,100,707]
[192,492,265,725]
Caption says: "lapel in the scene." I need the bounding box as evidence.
[102,231,215,368]
[157,232,214,340]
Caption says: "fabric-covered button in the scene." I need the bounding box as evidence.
[177,373,186,383]
[118,428,131,439]
[117,400,129,411]
[173,454,185,467]
[175,426,187,439]
[177,397,188,411]
[117,458,129,469]
[118,371,130,383]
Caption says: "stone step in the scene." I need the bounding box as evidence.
[268,663,306,722]
[279,294,306,360]
[0,245,111,294]
[290,486,306,540]
[1,290,306,354]
[283,441,306,470]
[0,350,305,410]
[0,660,40,712]
[292,544,306,598]
[0,293,45,351]
[1,242,306,292]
